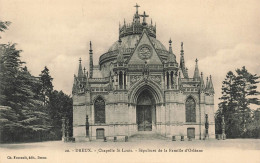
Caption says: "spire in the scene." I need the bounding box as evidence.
[83,66,86,74]
[181,41,184,53]
[78,58,84,78]
[180,42,184,65]
[208,75,215,94]
[178,71,182,89]
[180,42,189,78]
[200,72,205,91]
[117,38,124,65]
[169,38,173,53]
[89,41,93,78]
[72,74,76,94]
[205,76,209,91]
[167,38,176,63]
[193,58,200,80]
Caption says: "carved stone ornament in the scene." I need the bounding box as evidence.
[138,44,152,60]
[79,83,84,89]
[130,75,141,86]
[150,75,161,85]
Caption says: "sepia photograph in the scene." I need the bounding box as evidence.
[0,0,260,162]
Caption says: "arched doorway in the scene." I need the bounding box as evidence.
[136,90,156,131]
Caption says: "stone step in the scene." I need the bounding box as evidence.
[129,132,168,140]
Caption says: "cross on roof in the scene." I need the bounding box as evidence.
[140,11,149,18]
[134,3,140,13]
[140,11,149,24]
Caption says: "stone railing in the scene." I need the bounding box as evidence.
[89,77,110,83]
[156,49,169,55]
[99,50,118,61]
[119,24,156,38]
[181,78,200,82]
[166,85,178,90]
[99,48,134,64]
[91,87,109,92]
[182,87,199,92]
[164,62,179,68]
[128,64,163,71]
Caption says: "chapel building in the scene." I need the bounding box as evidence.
[72,4,215,141]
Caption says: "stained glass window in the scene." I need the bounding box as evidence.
[94,97,105,123]
[185,97,196,122]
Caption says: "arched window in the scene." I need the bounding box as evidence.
[166,72,169,89]
[185,97,196,122]
[94,97,105,123]
[170,71,174,88]
[119,71,123,89]
[124,73,126,89]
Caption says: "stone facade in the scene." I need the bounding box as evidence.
[72,5,215,141]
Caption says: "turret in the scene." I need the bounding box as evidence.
[193,58,200,81]
[89,41,93,78]
[167,39,176,63]
[119,4,156,38]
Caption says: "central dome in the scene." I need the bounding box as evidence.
[98,6,173,74]
[108,34,167,52]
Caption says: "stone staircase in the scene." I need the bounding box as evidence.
[129,131,169,141]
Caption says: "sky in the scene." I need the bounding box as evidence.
[0,0,259,110]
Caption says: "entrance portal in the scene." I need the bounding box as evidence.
[136,90,156,131]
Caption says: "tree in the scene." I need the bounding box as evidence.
[0,106,21,142]
[39,66,53,106]
[216,67,260,138]
[0,43,24,108]
[247,108,260,138]
[0,21,11,39]
[48,90,73,139]
[235,66,260,137]
[216,71,240,137]
[0,21,71,142]
[17,67,51,141]
[0,43,51,142]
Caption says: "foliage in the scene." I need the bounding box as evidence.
[39,66,53,106]
[0,21,11,39]
[216,67,260,138]
[0,21,72,143]
[48,90,73,139]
